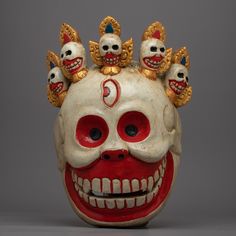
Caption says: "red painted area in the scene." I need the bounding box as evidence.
[102,79,121,108]
[76,115,109,148]
[65,151,174,223]
[63,33,72,44]
[103,52,120,66]
[117,111,150,142]
[101,149,128,161]
[152,30,161,40]
[143,55,164,69]
[49,82,63,95]
[169,79,187,95]
[63,57,83,75]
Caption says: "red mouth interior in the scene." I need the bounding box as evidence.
[63,57,83,74]
[103,53,120,66]
[169,79,187,95]
[65,151,174,223]
[143,55,163,69]
[49,82,63,94]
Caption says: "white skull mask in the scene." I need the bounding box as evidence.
[54,67,181,227]
[60,42,86,75]
[47,67,69,95]
[165,64,189,95]
[99,34,122,66]
[140,38,166,70]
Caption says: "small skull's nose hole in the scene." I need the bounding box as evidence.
[103,154,110,160]
[118,154,125,160]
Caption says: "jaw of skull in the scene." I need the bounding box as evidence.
[140,38,166,70]
[99,34,122,66]
[60,42,86,75]
[165,64,189,95]
[47,67,69,95]
[54,68,181,227]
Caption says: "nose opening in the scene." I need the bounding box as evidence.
[101,149,128,161]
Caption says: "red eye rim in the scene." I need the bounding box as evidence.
[76,115,109,148]
[117,111,150,142]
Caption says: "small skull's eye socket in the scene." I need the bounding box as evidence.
[112,44,119,50]
[102,45,109,51]
[66,50,72,56]
[150,46,157,52]
[50,73,55,79]
[177,72,184,78]
[186,76,189,82]
[160,47,165,52]
[61,54,64,58]
[89,128,102,141]
[125,125,138,137]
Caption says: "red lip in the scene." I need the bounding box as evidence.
[103,53,120,66]
[64,151,174,223]
[143,55,163,69]
[63,57,83,74]
[49,82,63,94]
[169,79,187,95]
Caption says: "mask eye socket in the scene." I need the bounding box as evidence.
[102,45,109,51]
[117,111,150,142]
[76,115,109,148]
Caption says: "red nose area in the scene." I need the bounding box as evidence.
[101,149,128,161]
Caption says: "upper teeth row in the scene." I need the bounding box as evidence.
[170,81,185,92]
[65,58,81,70]
[104,56,119,64]
[71,157,167,208]
[144,58,160,68]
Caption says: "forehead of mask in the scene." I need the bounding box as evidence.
[140,38,165,58]
[165,64,188,86]
[59,67,177,168]
[60,42,86,60]
[99,33,122,55]
[48,67,67,84]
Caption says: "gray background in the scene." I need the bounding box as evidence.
[0,0,235,235]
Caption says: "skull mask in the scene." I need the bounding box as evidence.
[54,67,181,227]
[99,34,122,66]
[165,64,189,95]
[60,42,86,75]
[47,67,69,95]
[140,38,166,70]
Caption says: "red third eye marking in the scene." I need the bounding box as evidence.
[117,111,151,142]
[76,115,109,148]
[102,79,121,108]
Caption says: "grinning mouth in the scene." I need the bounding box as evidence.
[143,55,163,69]
[49,82,63,94]
[64,151,174,223]
[169,79,187,95]
[63,57,83,74]
[103,53,120,66]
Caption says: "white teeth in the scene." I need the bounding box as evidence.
[74,183,79,192]
[83,193,89,203]
[147,192,154,203]
[79,190,83,198]
[83,179,91,193]
[92,178,101,193]
[72,157,167,208]
[122,179,131,193]
[112,179,121,193]
[116,199,125,209]
[78,177,83,187]
[96,198,105,208]
[136,196,146,207]
[102,178,111,193]
[141,179,147,192]
[105,199,115,209]
[148,176,154,191]
[126,198,135,208]
[131,179,139,192]
[154,170,159,182]
[89,196,97,207]
[159,165,164,177]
